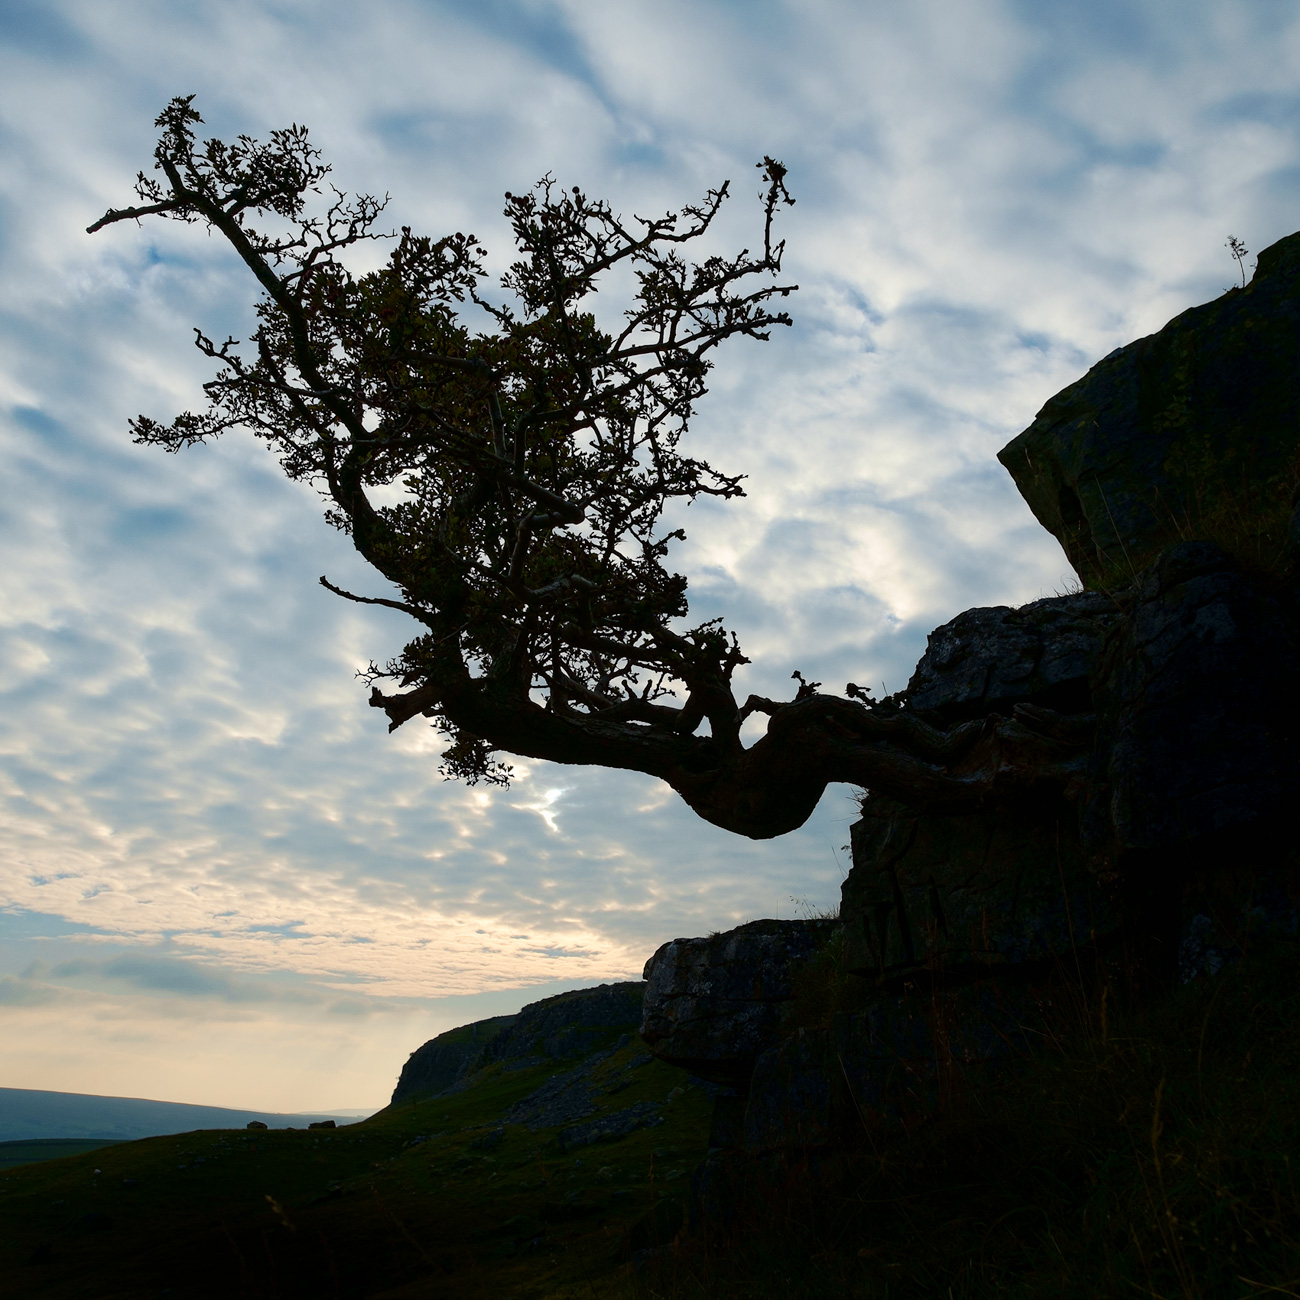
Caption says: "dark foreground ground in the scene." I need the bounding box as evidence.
[0,1037,708,1299]
[0,1141,124,1173]
[2,941,1299,1299]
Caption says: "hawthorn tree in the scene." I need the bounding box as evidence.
[90,98,1081,838]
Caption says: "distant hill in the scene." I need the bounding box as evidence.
[0,1088,374,1141]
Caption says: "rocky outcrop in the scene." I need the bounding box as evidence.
[1084,541,1300,864]
[639,920,836,1086]
[391,982,644,1104]
[1081,541,1300,982]
[838,587,1123,985]
[478,982,646,1072]
[906,590,1118,723]
[390,1015,516,1102]
[998,231,1300,586]
[640,241,1300,1234]
[390,231,1300,1239]
[842,796,1113,982]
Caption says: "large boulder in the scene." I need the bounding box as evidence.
[640,920,836,1086]
[1080,542,1300,985]
[841,587,1120,982]
[742,980,1047,1154]
[998,231,1300,586]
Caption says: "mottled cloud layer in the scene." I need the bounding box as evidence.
[3,0,1299,1109]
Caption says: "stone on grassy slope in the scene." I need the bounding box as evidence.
[559,1101,664,1151]
[998,231,1300,586]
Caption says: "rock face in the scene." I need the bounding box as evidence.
[639,920,836,1086]
[906,590,1119,723]
[638,242,1300,1231]
[742,979,1044,1154]
[478,982,646,1072]
[1085,541,1300,863]
[391,982,644,1105]
[390,1015,516,1102]
[998,230,1300,586]
[1082,541,1300,982]
[840,586,1121,984]
[842,796,1112,981]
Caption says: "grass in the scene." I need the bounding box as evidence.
[0,1140,126,1171]
[0,1036,710,1298]
[3,942,1296,1297]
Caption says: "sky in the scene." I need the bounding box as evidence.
[2,0,1299,1113]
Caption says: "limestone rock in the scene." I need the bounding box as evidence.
[906,591,1118,722]
[842,796,1115,981]
[503,1038,653,1133]
[391,982,643,1104]
[741,1029,835,1151]
[640,920,836,1085]
[741,982,1046,1154]
[391,1015,516,1104]
[479,982,645,1071]
[558,1101,664,1151]
[1084,541,1300,863]
[998,231,1300,585]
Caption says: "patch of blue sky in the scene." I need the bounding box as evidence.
[612,137,668,172]
[523,946,598,960]
[1258,165,1300,207]
[9,404,81,451]
[239,922,311,938]
[0,0,88,61]
[0,908,115,943]
[95,953,267,1000]
[108,506,192,547]
[1015,330,1055,355]
[1205,91,1300,131]
[1005,0,1167,64]
[458,0,599,86]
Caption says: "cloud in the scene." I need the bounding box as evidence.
[0,973,60,1008]
[51,954,274,1003]
[3,0,1300,1105]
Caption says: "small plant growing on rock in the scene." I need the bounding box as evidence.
[1226,233,1250,287]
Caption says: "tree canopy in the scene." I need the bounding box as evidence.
[90,98,1085,838]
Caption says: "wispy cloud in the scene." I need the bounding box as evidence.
[3,0,1299,1106]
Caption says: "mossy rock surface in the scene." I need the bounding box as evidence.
[999,230,1300,586]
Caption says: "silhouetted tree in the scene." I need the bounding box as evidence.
[91,98,1081,837]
